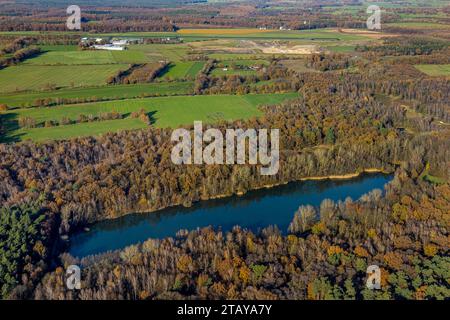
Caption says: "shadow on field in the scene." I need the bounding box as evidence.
[157,63,175,78]
[0,112,23,143]
[148,110,157,125]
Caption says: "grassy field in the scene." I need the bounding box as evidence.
[39,45,79,52]
[111,50,148,64]
[185,61,206,77]
[0,64,129,93]
[14,118,148,142]
[414,64,450,77]
[131,44,190,62]
[24,50,116,65]
[1,93,298,142]
[0,82,194,108]
[160,61,205,79]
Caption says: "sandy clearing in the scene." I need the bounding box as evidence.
[329,28,398,39]
[243,40,320,54]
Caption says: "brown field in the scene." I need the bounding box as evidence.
[280,59,318,73]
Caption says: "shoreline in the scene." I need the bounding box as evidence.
[239,168,388,195]
[84,168,390,224]
[181,169,388,201]
[298,168,386,182]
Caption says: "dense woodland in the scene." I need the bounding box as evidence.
[0,1,448,34]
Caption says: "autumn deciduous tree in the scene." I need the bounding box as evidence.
[289,205,316,234]
[177,254,193,273]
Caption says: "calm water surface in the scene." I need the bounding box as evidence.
[69,173,392,257]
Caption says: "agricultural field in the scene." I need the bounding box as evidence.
[1,93,298,142]
[160,61,205,79]
[24,49,148,65]
[24,50,117,65]
[325,45,357,53]
[280,59,317,74]
[39,45,79,52]
[131,44,191,62]
[0,82,194,108]
[0,46,151,94]
[0,64,130,93]
[15,118,149,143]
[414,64,450,77]
[111,50,148,64]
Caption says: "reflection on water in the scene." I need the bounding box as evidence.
[69,173,393,257]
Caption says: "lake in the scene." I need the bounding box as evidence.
[69,173,393,258]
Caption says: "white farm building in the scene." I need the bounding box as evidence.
[112,39,129,46]
[93,44,126,51]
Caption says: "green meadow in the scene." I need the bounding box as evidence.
[24,49,148,65]
[1,93,298,142]
[131,44,190,62]
[18,118,148,142]
[160,61,206,79]
[0,64,129,93]
[0,82,194,108]
[111,50,148,64]
[24,50,117,65]
[0,27,375,143]
[39,45,79,52]
[415,64,450,77]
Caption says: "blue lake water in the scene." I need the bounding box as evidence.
[69,173,393,258]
